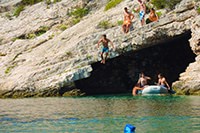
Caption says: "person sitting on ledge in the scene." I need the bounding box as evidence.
[132,72,151,95]
[122,7,134,34]
[146,8,158,24]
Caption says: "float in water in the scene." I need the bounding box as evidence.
[141,85,169,95]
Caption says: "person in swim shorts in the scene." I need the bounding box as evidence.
[122,7,134,34]
[97,34,114,64]
[132,72,151,95]
[157,73,170,91]
[136,0,146,26]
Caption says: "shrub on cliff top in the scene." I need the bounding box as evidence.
[197,6,200,14]
[14,5,25,17]
[21,0,43,5]
[97,20,114,29]
[69,7,89,18]
[151,0,181,9]
[105,0,124,11]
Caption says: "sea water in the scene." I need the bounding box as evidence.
[0,95,199,133]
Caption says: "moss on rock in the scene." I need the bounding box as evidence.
[62,89,86,97]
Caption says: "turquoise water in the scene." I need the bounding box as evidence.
[0,95,199,133]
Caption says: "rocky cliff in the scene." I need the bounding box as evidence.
[0,0,199,98]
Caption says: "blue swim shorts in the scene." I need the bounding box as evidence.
[102,47,109,53]
[139,11,145,21]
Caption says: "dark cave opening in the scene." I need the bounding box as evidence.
[75,31,196,95]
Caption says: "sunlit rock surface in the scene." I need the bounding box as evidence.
[0,0,199,97]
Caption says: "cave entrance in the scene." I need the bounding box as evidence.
[75,31,196,95]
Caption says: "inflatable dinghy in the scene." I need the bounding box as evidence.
[142,85,168,95]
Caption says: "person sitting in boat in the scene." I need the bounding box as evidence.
[157,73,170,91]
[132,72,151,95]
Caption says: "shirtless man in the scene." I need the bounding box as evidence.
[136,0,146,26]
[97,34,114,64]
[157,73,170,90]
[132,72,151,95]
[122,7,134,34]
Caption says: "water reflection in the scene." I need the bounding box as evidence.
[0,95,199,132]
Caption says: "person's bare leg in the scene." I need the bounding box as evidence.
[132,86,143,96]
[132,87,137,96]
[100,52,104,63]
[141,18,145,26]
[126,24,131,33]
[103,52,108,64]
[122,24,126,33]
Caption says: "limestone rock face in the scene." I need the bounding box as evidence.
[0,0,200,97]
[172,56,200,95]
[190,15,200,55]
[173,13,200,95]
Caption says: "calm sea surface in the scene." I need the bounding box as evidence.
[0,95,199,133]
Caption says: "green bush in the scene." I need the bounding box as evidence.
[21,0,41,5]
[151,0,181,9]
[14,5,25,17]
[117,20,123,26]
[16,26,49,39]
[35,26,49,36]
[151,0,165,9]
[5,65,16,74]
[53,0,61,3]
[69,7,89,18]
[26,33,36,39]
[104,0,124,11]
[5,13,12,20]
[45,0,51,5]
[97,20,114,29]
[45,0,61,5]
[21,0,43,5]
[71,18,81,25]
[156,11,162,18]
[197,6,200,14]
[59,24,68,31]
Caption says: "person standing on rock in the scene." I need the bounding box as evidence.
[122,7,134,33]
[97,34,114,64]
[135,0,146,26]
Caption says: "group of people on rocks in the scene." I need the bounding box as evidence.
[96,0,167,95]
[122,0,158,33]
[97,0,159,64]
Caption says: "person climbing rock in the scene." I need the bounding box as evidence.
[97,34,114,64]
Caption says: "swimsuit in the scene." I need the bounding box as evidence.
[160,84,167,89]
[102,47,109,53]
[123,20,131,25]
[139,11,145,21]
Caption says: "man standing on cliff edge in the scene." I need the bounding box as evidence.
[97,34,114,64]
